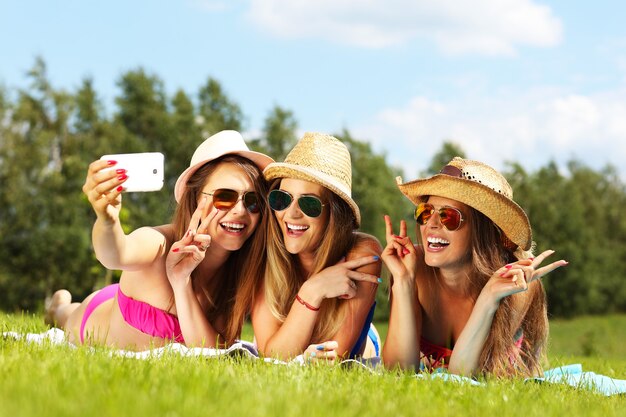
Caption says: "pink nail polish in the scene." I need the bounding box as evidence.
[505,264,512,269]
[107,160,117,165]
[116,186,123,192]
[172,248,179,253]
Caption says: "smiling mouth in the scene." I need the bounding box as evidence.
[427,236,450,249]
[220,222,246,233]
[286,222,309,236]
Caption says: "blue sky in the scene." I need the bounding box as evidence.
[2,0,625,180]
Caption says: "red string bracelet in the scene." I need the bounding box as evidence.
[296,294,320,311]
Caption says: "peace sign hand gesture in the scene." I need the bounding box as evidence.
[166,197,215,292]
[381,215,418,284]
[485,249,568,303]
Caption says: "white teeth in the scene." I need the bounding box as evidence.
[427,236,449,244]
[287,223,308,231]
[221,222,244,230]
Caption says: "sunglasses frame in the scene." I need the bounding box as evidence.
[201,188,260,213]
[267,189,326,218]
[414,202,465,231]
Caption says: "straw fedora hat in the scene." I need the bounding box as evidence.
[174,130,274,202]
[396,157,532,251]
[263,132,361,227]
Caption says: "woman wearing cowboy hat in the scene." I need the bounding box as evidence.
[45,130,273,349]
[251,132,383,362]
[382,157,567,376]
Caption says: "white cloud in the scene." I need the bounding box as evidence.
[247,0,562,55]
[353,88,626,179]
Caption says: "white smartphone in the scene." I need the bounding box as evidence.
[100,152,164,192]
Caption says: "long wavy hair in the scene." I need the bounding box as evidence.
[459,208,547,377]
[263,179,358,342]
[171,155,269,346]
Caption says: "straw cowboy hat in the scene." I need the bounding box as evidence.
[263,132,361,227]
[396,157,532,251]
[174,130,274,202]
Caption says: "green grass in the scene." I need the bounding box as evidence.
[1,314,625,417]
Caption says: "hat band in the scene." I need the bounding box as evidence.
[440,164,462,178]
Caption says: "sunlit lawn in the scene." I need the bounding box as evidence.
[1,313,625,417]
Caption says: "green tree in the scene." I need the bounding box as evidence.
[255,105,298,161]
[424,140,466,175]
[0,58,94,309]
[197,78,243,136]
[167,89,203,190]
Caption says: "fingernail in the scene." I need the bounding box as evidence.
[505,264,512,269]
[117,174,127,180]
[107,160,117,165]
[377,278,383,283]
[373,256,380,261]
[316,345,325,351]
[499,272,508,277]
[529,257,535,261]
[116,186,123,192]
[310,352,317,358]
[172,248,179,253]
[115,169,126,174]
[402,249,410,255]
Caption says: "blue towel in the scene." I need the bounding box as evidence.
[530,364,626,396]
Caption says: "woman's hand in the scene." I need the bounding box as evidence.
[82,159,128,224]
[381,215,418,284]
[298,256,381,307]
[485,249,568,304]
[303,341,339,364]
[166,197,215,292]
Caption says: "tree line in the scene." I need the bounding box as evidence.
[1,58,624,319]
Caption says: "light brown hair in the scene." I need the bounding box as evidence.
[171,155,269,346]
[263,179,357,342]
[465,208,547,377]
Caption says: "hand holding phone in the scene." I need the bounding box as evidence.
[100,152,164,192]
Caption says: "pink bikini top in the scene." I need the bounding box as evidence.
[117,286,185,344]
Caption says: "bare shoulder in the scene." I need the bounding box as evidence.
[347,232,383,259]
[127,224,171,251]
[152,224,176,243]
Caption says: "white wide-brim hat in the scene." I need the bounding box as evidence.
[263,132,361,227]
[174,130,274,202]
[396,157,532,251]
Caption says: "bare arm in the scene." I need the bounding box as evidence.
[448,250,567,376]
[381,215,422,370]
[252,238,382,361]
[166,198,223,347]
[84,159,163,270]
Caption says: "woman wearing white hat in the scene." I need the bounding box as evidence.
[382,157,567,376]
[251,132,383,362]
[45,130,273,349]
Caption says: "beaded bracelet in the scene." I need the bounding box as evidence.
[296,294,320,311]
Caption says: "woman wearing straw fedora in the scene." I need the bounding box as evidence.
[251,132,383,362]
[382,157,568,376]
[45,130,273,350]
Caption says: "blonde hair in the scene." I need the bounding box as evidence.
[263,179,357,342]
[171,155,269,346]
[466,208,547,377]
